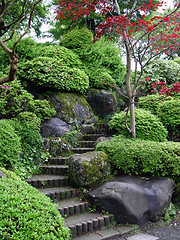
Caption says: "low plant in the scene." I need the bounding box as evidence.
[0,177,70,240]
[96,135,180,181]
[65,130,82,147]
[17,57,89,93]
[109,108,168,142]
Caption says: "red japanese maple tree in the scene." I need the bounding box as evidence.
[56,0,180,138]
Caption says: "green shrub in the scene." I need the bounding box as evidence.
[0,167,21,181]
[0,120,21,168]
[89,68,117,89]
[138,94,173,114]
[109,108,168,142]
[8,112,44,178]
[27,100,56,121]
[17,57,89,93]
[157,99,180,141]
[39,45,83,68]
[96,135,180,181]
[0,177,70,240]
[0,80,33,119]
[60,27,93,49]
[81,37,125,85]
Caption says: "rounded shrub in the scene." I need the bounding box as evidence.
[60,27,93,49]
[0,177,70,240]
[0,80,33,119]
[0,120,21,168]
[39,45,83,68]
[109,108,168,142]
[157,99,180,141]
[89,68,117,89]
[27,99,56,121]
[17,57,89,93]
[96,135,180,181]
[138,94,173,114]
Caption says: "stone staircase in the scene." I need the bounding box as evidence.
[26,123,123,239]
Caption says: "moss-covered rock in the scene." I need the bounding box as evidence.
[48,92,93,126]
[68,151,111,189]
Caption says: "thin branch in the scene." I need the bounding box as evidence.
[0,0,19,18]
[0,39,12,54]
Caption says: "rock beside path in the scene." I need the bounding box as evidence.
[88,176,175,226]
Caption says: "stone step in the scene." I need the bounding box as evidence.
[78,141,96,148]
[48,156,69,165]
[72,148,95,154]
[93,128,106,134]
[39,187,77,201]
[65,212,114,238]
[96,123,108,129]
[57,199,89,217]
[40,165,69,175]
[26,175,69,188]
[83,134,104,141]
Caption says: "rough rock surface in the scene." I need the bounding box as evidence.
[80,124,95,134]
[68,151,111,189]
[43,137,72,157]
[48,93,93,126]
[86,89,118,118]
[88,176,175,226]
[41,117,71,137]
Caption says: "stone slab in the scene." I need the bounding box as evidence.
[114,226,137,234]
[73,229,120,240]
[127,233,159,240]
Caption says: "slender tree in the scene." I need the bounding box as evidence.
[0,0,43,85]
[56,0,180,138]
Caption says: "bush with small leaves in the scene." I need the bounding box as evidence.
[60,27,93,49]
[17,57,89,93]
[0,80,33,119]
[138,94,173,114]
[0,120,21,168]
[0,177,71,240]
[27,100,56,121]
[39,45,83,68]
[109,108,168,142]
[96,135,180,181]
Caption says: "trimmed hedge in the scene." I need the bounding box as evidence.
[0,177,70,240]
[96,135,180,181]
[17,57,89,93]
[109,108,168,142]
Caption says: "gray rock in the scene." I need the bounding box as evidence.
[41,117,71,137]
[85,116,98,126]
[96,136,111,145]
[68,151,111,189]
[43,137,72,157]
[86,89,118,118]
[80,124,95,134]
[88,176,175,226]
[48,93,93,126]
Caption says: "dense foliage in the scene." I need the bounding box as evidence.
[109,108,168,142]
[0,177,70,240]
[138,94,173,114]
[8,112,44,178]
[17,57,89,93]
[0,120,21,168]
[27,100,56,121]
[0,80,33,119]
[96,135,180,181]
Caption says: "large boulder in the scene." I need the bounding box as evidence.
[86,89,118,118]
[88,176,175,226]
[48,93,93,126]
[41,117,71,137]
[68,151,111,189]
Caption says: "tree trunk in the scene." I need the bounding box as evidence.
[124,38,136,138]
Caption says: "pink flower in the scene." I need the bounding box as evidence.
[100,82,103,84]
[5,86,9,89]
